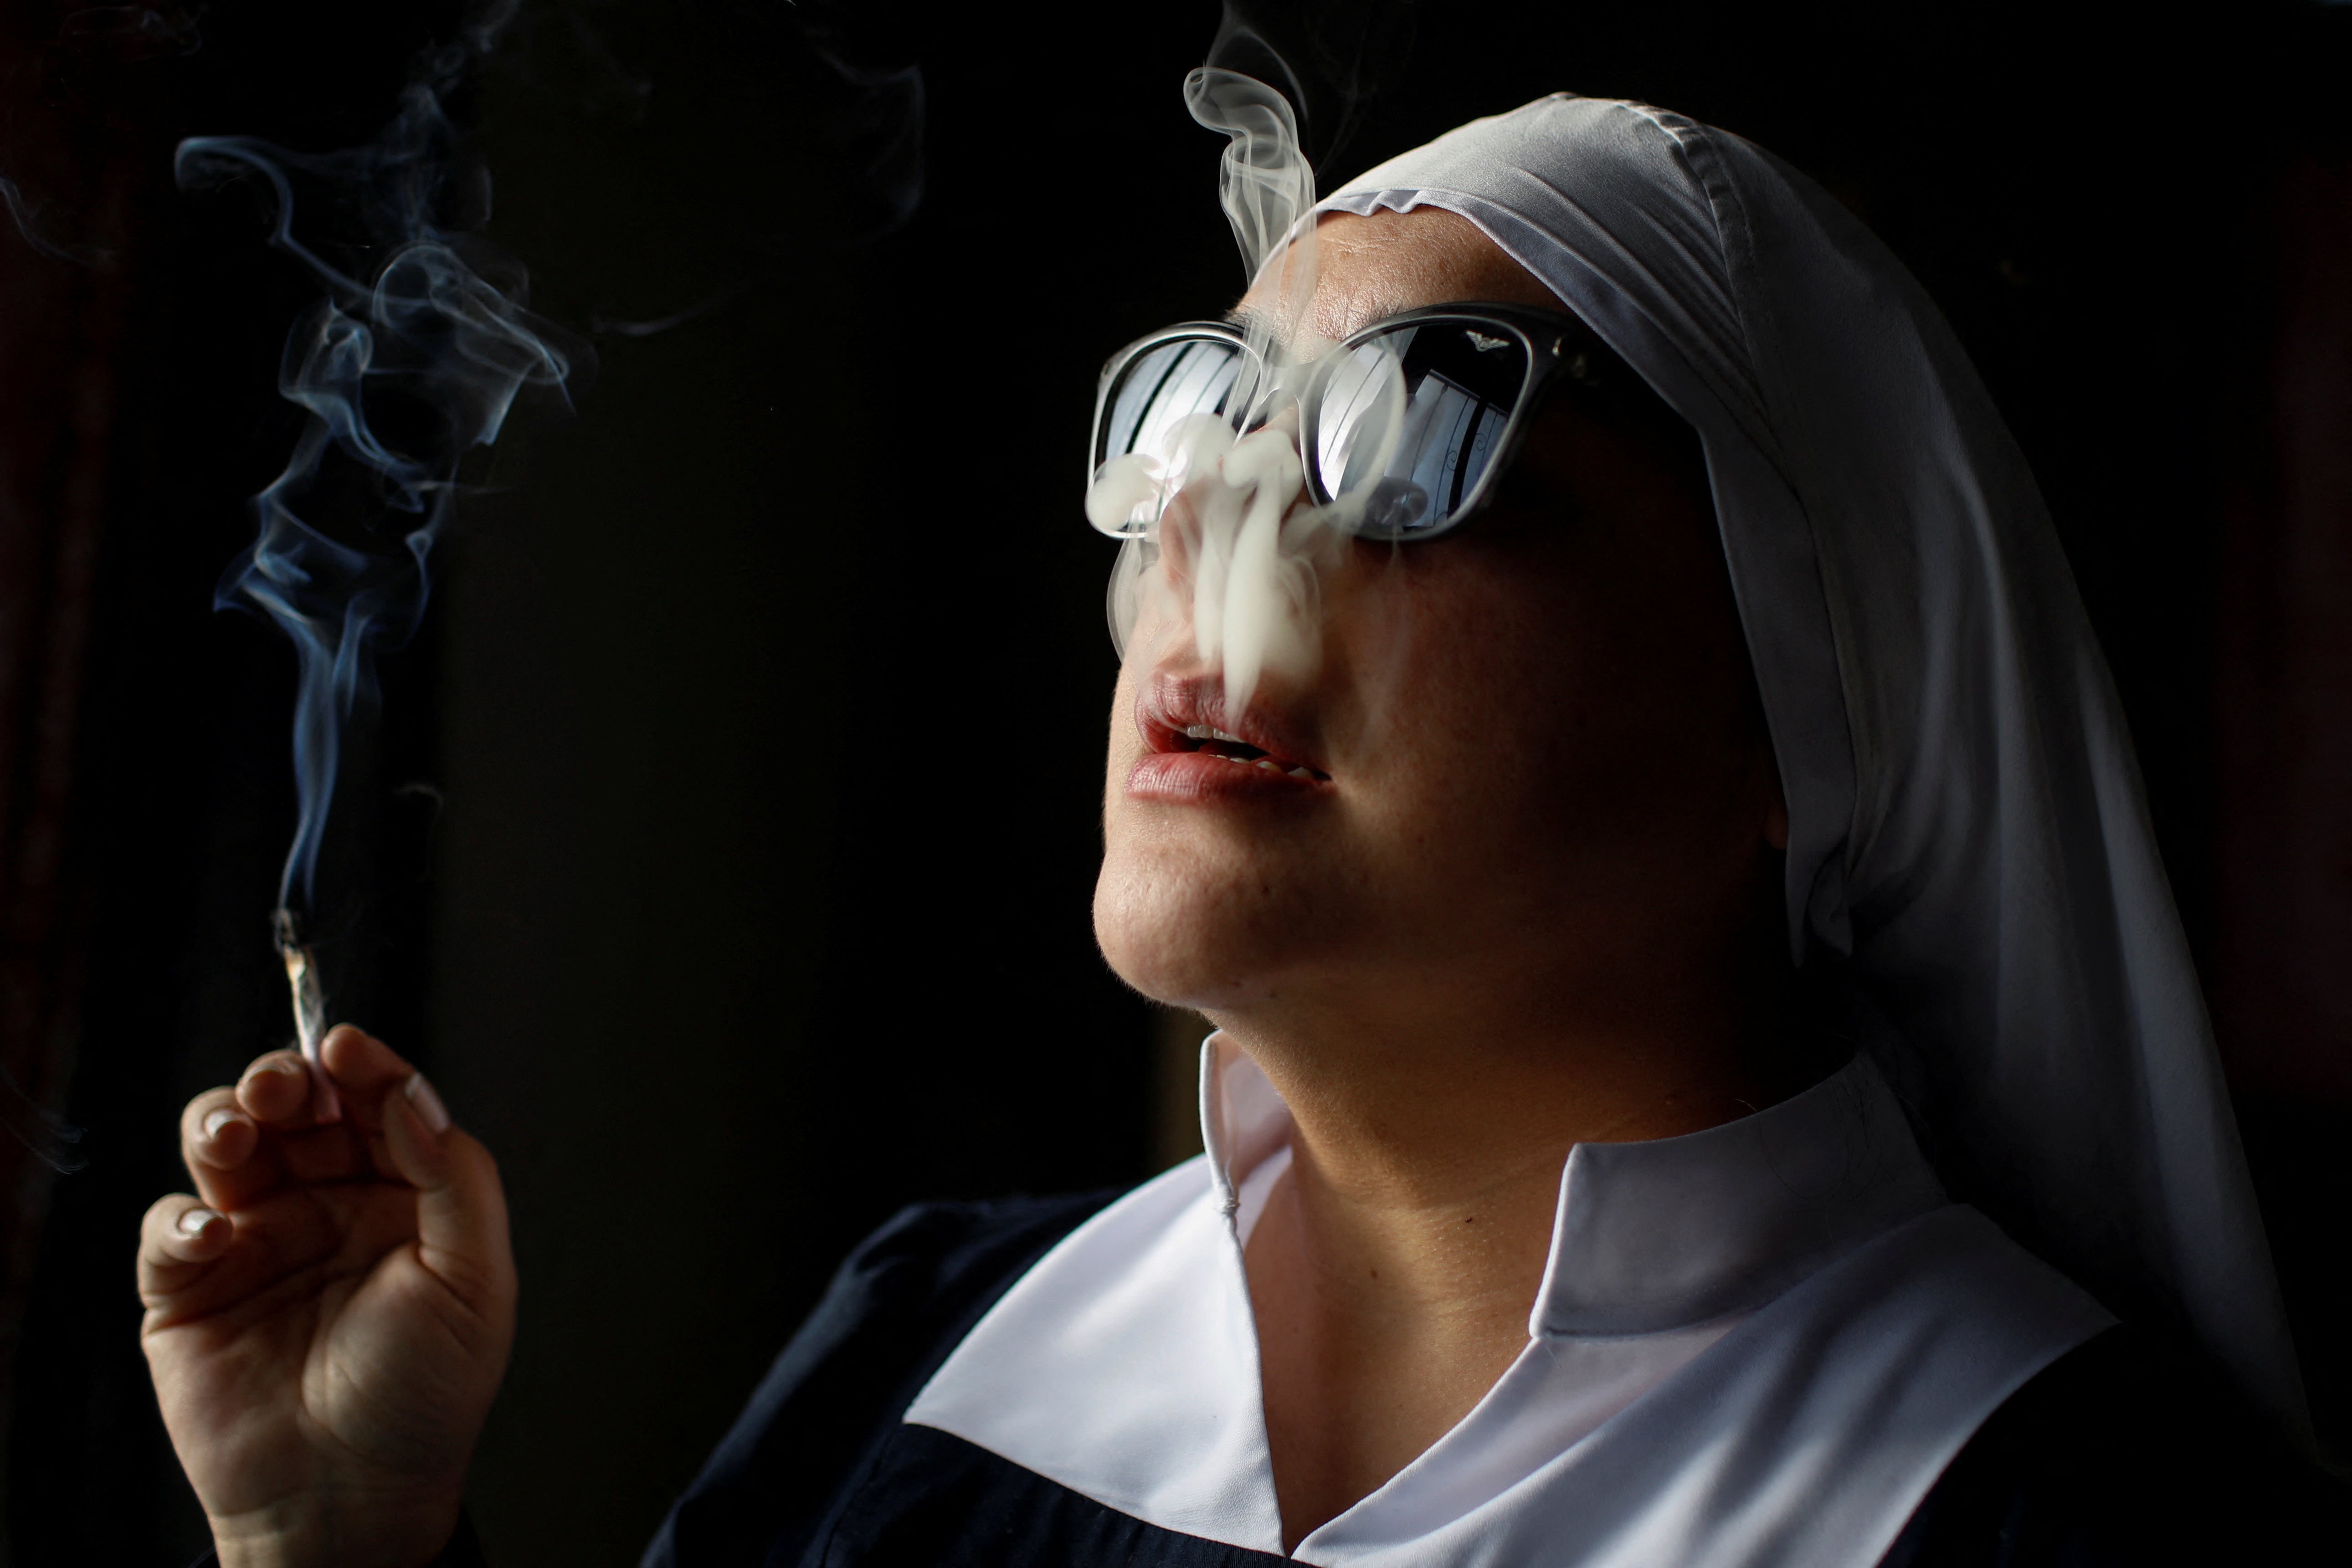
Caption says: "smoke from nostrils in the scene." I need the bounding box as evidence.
[176,23,585,929]
[1093,45,1407,720]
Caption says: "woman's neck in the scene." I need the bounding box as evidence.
[1222,992,1790,1548]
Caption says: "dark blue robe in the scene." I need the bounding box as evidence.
[191,1193,2344,1568]
[639,1196,2342,1568]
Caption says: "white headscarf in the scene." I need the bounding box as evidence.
[1320,95,2309,1442]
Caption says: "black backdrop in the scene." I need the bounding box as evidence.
[6,1,2350,1562]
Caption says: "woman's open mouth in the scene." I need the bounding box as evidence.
[1127,678,1332,804]
[1175,724,1326,781]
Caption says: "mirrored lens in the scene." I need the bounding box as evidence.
[1089,334,1254,536]
[1098,335,1249,471]
[1308,321,1529,537]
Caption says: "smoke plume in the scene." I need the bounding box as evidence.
[177,12,583,928]
[1090,36,1407,717]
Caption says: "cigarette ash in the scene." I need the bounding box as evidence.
[272,910,336,1121]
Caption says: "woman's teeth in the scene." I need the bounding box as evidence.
[1209,753,1317,779]
[1177,723,1320,779]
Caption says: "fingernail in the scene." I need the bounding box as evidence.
[264,1057,305,1077]
[404,1072,452,1134]
[202,1107,241,1142]
[178,1208,221,1237]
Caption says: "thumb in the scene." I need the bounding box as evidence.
[384,1075,515,1320]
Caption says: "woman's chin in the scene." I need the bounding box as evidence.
[1092,919,1230,1012]
[1094,876,1284,1013]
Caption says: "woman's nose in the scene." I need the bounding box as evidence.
[1153,482,1207,589]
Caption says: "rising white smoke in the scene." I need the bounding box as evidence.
[177,3,581,1107]
[1090,65,1405,717]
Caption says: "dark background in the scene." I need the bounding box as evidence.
[0,0,2348,1562]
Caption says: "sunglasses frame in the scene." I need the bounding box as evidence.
[1088,301,1623,543]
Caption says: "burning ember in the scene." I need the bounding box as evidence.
[271,909,338,1122]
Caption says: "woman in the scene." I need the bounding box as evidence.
[138,97,2330,1566]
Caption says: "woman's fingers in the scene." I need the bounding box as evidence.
[138,1194,233,1311]
[384,1082,515,1324]
[219,1050,375,1189]
[178,1088,279,1212]
[319,1025,420,1109]
[236,1050,319,1128]
[318,1025,434,1182]
[180,1035,472,1213]
[223,1032,416,1188]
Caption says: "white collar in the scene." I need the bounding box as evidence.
[907,1040,2112,1566]
[1201,1033,1953,1337]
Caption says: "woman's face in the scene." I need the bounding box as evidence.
[1094,209,1785,1046]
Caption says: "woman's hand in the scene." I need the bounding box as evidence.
[139,1026,515,1568]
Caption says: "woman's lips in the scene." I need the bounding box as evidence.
[1129,691,1336,804]
[1127,749,1330,803]
[1130,673,1331,804]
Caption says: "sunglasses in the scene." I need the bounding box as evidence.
[1087,302,1636,543]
